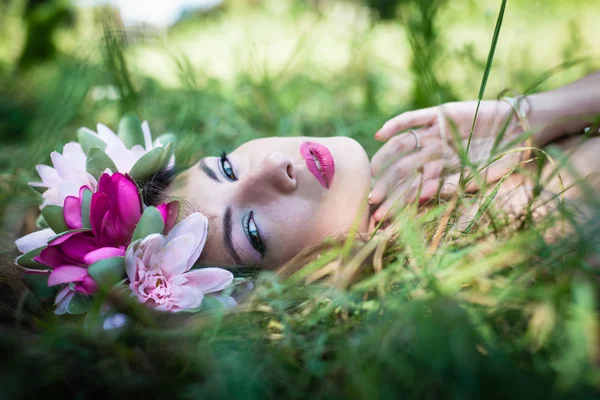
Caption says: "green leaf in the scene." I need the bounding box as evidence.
[16,246,47,269]
[80,188,93,229]
[88,256,126,287]
[86,147,117,179]
[158,142,173,171]
[118,113,145,149]
[155,133,176,147]
[67,293,91,315]
[129,147,164,180]
[200,295,226,312]
[30,185,46,195]
[132,206,165,242]
[23,274,54,300]
[77,128,107,152]
[36,214,49,229]
[41,205,69,234]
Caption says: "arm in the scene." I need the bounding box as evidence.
[528,71,600,147]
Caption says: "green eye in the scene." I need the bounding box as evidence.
[244,211,266,257]
[219,152,237,181]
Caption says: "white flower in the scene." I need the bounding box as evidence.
[79,121,175,173]
[29,142,97,208]
[14,227,55,254]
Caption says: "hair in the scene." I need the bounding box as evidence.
[139,168,177,207]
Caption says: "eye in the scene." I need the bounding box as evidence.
[219,152,237,181]
[243,211,266,257]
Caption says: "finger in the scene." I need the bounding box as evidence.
[375,107,438,142]
[371,126,439,177]
[370,144,443,205]
[372,174,422,222]
[420,171,480,201]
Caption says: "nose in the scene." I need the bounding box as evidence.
[236,152,297,203]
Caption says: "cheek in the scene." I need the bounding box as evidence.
[264,200,317,248]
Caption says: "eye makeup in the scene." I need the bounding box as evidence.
[243,210,266,258]
[216,153,267,260]
[219,151,237,181]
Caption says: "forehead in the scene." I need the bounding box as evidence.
[234,137,301,154]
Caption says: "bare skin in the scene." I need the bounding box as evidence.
[171,136,371,269]
[370,72,600,227]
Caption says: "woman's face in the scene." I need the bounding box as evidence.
[171,136,371,269]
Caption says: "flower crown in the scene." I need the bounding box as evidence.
[14,114,235,315]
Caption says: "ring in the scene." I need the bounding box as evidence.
[410,130,421,150]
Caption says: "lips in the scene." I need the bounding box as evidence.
[300,141,335,189]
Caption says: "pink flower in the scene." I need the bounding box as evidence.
[126,213,233,312]
[29,143,97,208]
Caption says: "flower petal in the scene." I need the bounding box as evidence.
[182,268,233,294]
[63,196,82,229]
[35,165,61,187]
[90,192,110,238]
[96,123,121,148]
[165,212,208,267]
[48,266,89,287]
[83,247,126,264]
[37,246,72,268]
[62,142,87,171]
[74,275,98,295]
[47,229,88,246]
[154,233,197,277]
[141,121,153,149]
[55,288,76,315]
[57,233,99,264]
[15,228,55,253]
[50,152,78,181]
[97,172,114,197]
[207,293,238,308]
[126,234,164,282]
[57,181,82,206]
[55,285,73,304]
[157,201,179,234]
[170,285,204,311]
[114,174,143,229]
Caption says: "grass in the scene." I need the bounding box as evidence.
[1,0,600,398]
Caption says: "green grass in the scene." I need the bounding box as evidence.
[1,0,600,398]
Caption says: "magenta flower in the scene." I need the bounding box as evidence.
[90,172,144,247]
[126,213,233,312]
[35,229,127,295]
[34,172,177,295]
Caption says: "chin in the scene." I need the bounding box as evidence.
[326,136,372,233]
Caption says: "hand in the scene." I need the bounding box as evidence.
[370,100,529,221]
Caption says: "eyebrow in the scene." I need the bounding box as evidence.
[223,206,242,265]
[199,158,221,182]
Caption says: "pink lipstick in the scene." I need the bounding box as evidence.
[300,141,335,189]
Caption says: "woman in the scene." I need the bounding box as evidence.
[163,71,600,270]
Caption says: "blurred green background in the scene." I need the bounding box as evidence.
[2,2,600,398]
[1,0,598,163]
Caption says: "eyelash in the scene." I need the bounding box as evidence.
[244,211,266,257]
[219,151,237,181]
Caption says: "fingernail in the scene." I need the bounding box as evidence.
[418,196,430,205]
[375,130,381,138]
[368,191,373,204]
